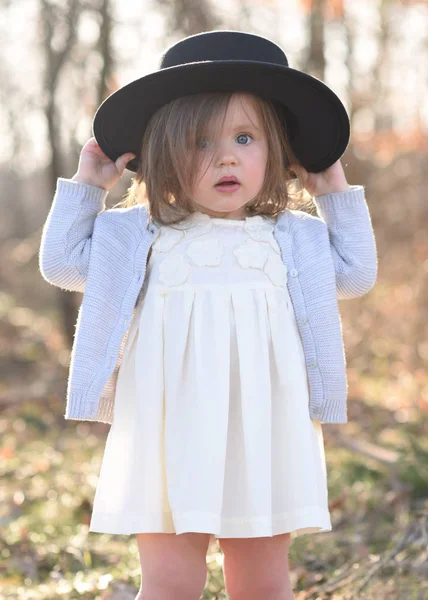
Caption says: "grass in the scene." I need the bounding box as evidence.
[1,378,428,599]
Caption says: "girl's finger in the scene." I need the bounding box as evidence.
[116,153,136,173]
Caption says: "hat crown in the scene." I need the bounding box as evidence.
[160,30,289,70]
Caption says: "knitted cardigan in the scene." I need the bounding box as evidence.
[39,178,378,424]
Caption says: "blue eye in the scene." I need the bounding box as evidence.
[236,134,252,145]
[198,134,253,149]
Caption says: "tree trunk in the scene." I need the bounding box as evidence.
[304,0,326,80]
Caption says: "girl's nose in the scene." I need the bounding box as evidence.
[216,146,238,166]
[219,155,237,166]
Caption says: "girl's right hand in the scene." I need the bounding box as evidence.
[71,137,136,191]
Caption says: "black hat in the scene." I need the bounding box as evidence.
[93,30,350,173]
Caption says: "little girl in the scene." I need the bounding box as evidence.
[39,30,377,600]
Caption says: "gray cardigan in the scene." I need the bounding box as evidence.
[39,178,377,425]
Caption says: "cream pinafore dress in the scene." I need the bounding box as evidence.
[89,211,332,538]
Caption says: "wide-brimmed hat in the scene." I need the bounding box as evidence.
[92,30,350,173]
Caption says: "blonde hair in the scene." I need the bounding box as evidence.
[114,91,312,225]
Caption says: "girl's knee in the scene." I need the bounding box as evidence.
[219,533,293,600]
[228,580,293,600]
[139,569,207,600]
[136,532,210,599]
[225,566,293,600]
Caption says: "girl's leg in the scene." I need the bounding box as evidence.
[135,532,211,600]
[218,533,294,600]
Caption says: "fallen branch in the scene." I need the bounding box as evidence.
[353,514,428,596]
[328,430,400,464]
[299,514,428,599]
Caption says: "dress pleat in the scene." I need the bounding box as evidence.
[89,211,332,538]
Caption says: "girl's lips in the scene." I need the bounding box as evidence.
[214,182,241,193]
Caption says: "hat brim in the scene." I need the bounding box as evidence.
[92,60,350,173]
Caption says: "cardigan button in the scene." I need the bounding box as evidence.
[290,269,298,277]
[300,316,308,325]
[308,359,317,368]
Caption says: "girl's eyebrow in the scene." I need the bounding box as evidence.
[229,123,261,132]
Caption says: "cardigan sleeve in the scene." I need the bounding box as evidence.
[38,178,108,293]
[313,185,378,300]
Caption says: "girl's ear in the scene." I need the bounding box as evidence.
[288,163,303,178]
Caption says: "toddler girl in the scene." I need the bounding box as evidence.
[39,30,377,600]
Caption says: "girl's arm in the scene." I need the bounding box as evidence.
[313,185,378,300]
[38,178,108,293]
[292,160,378,300]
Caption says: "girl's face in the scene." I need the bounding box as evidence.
[191,93,268,220]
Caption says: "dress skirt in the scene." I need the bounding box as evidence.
[89,212,332,538]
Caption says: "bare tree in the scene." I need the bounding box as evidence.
[39,0,80,193]
[155,0,221,37]
[38,0,114,346]
[371,0,393,133]
[303,0,326,79]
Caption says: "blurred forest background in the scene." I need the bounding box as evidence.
[1,0,428,598]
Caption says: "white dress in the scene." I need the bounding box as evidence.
[89,211,332,538]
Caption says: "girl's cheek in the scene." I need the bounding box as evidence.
[249,148,266,165]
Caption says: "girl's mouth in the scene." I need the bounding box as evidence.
[215,182,241,193]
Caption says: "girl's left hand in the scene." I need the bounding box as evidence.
[290,159,350,197]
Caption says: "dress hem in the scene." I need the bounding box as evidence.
[89,506,332,538]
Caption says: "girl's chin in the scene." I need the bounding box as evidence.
[197,208,249,219]
[194,198,251,213]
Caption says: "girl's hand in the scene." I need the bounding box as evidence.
[290,159,350,197]
[71,137,136,191]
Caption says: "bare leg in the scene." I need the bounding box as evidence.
[218,533,294,600]
[135,532,211,600]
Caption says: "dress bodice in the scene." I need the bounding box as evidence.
[142,212,288,293]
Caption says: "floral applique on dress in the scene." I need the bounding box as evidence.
[175,212,213,240]
[244,216,280,254]
[233,217,287,287]
[264,253,288,287]
[151,212,214,255]
[159,255,192,286]
[234,238,270,270]
[187,239,224,267]
[155,212,287,287]
[152,227,184,253]
[155,214,218,285]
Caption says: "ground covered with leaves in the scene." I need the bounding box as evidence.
[1,378,428,599]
